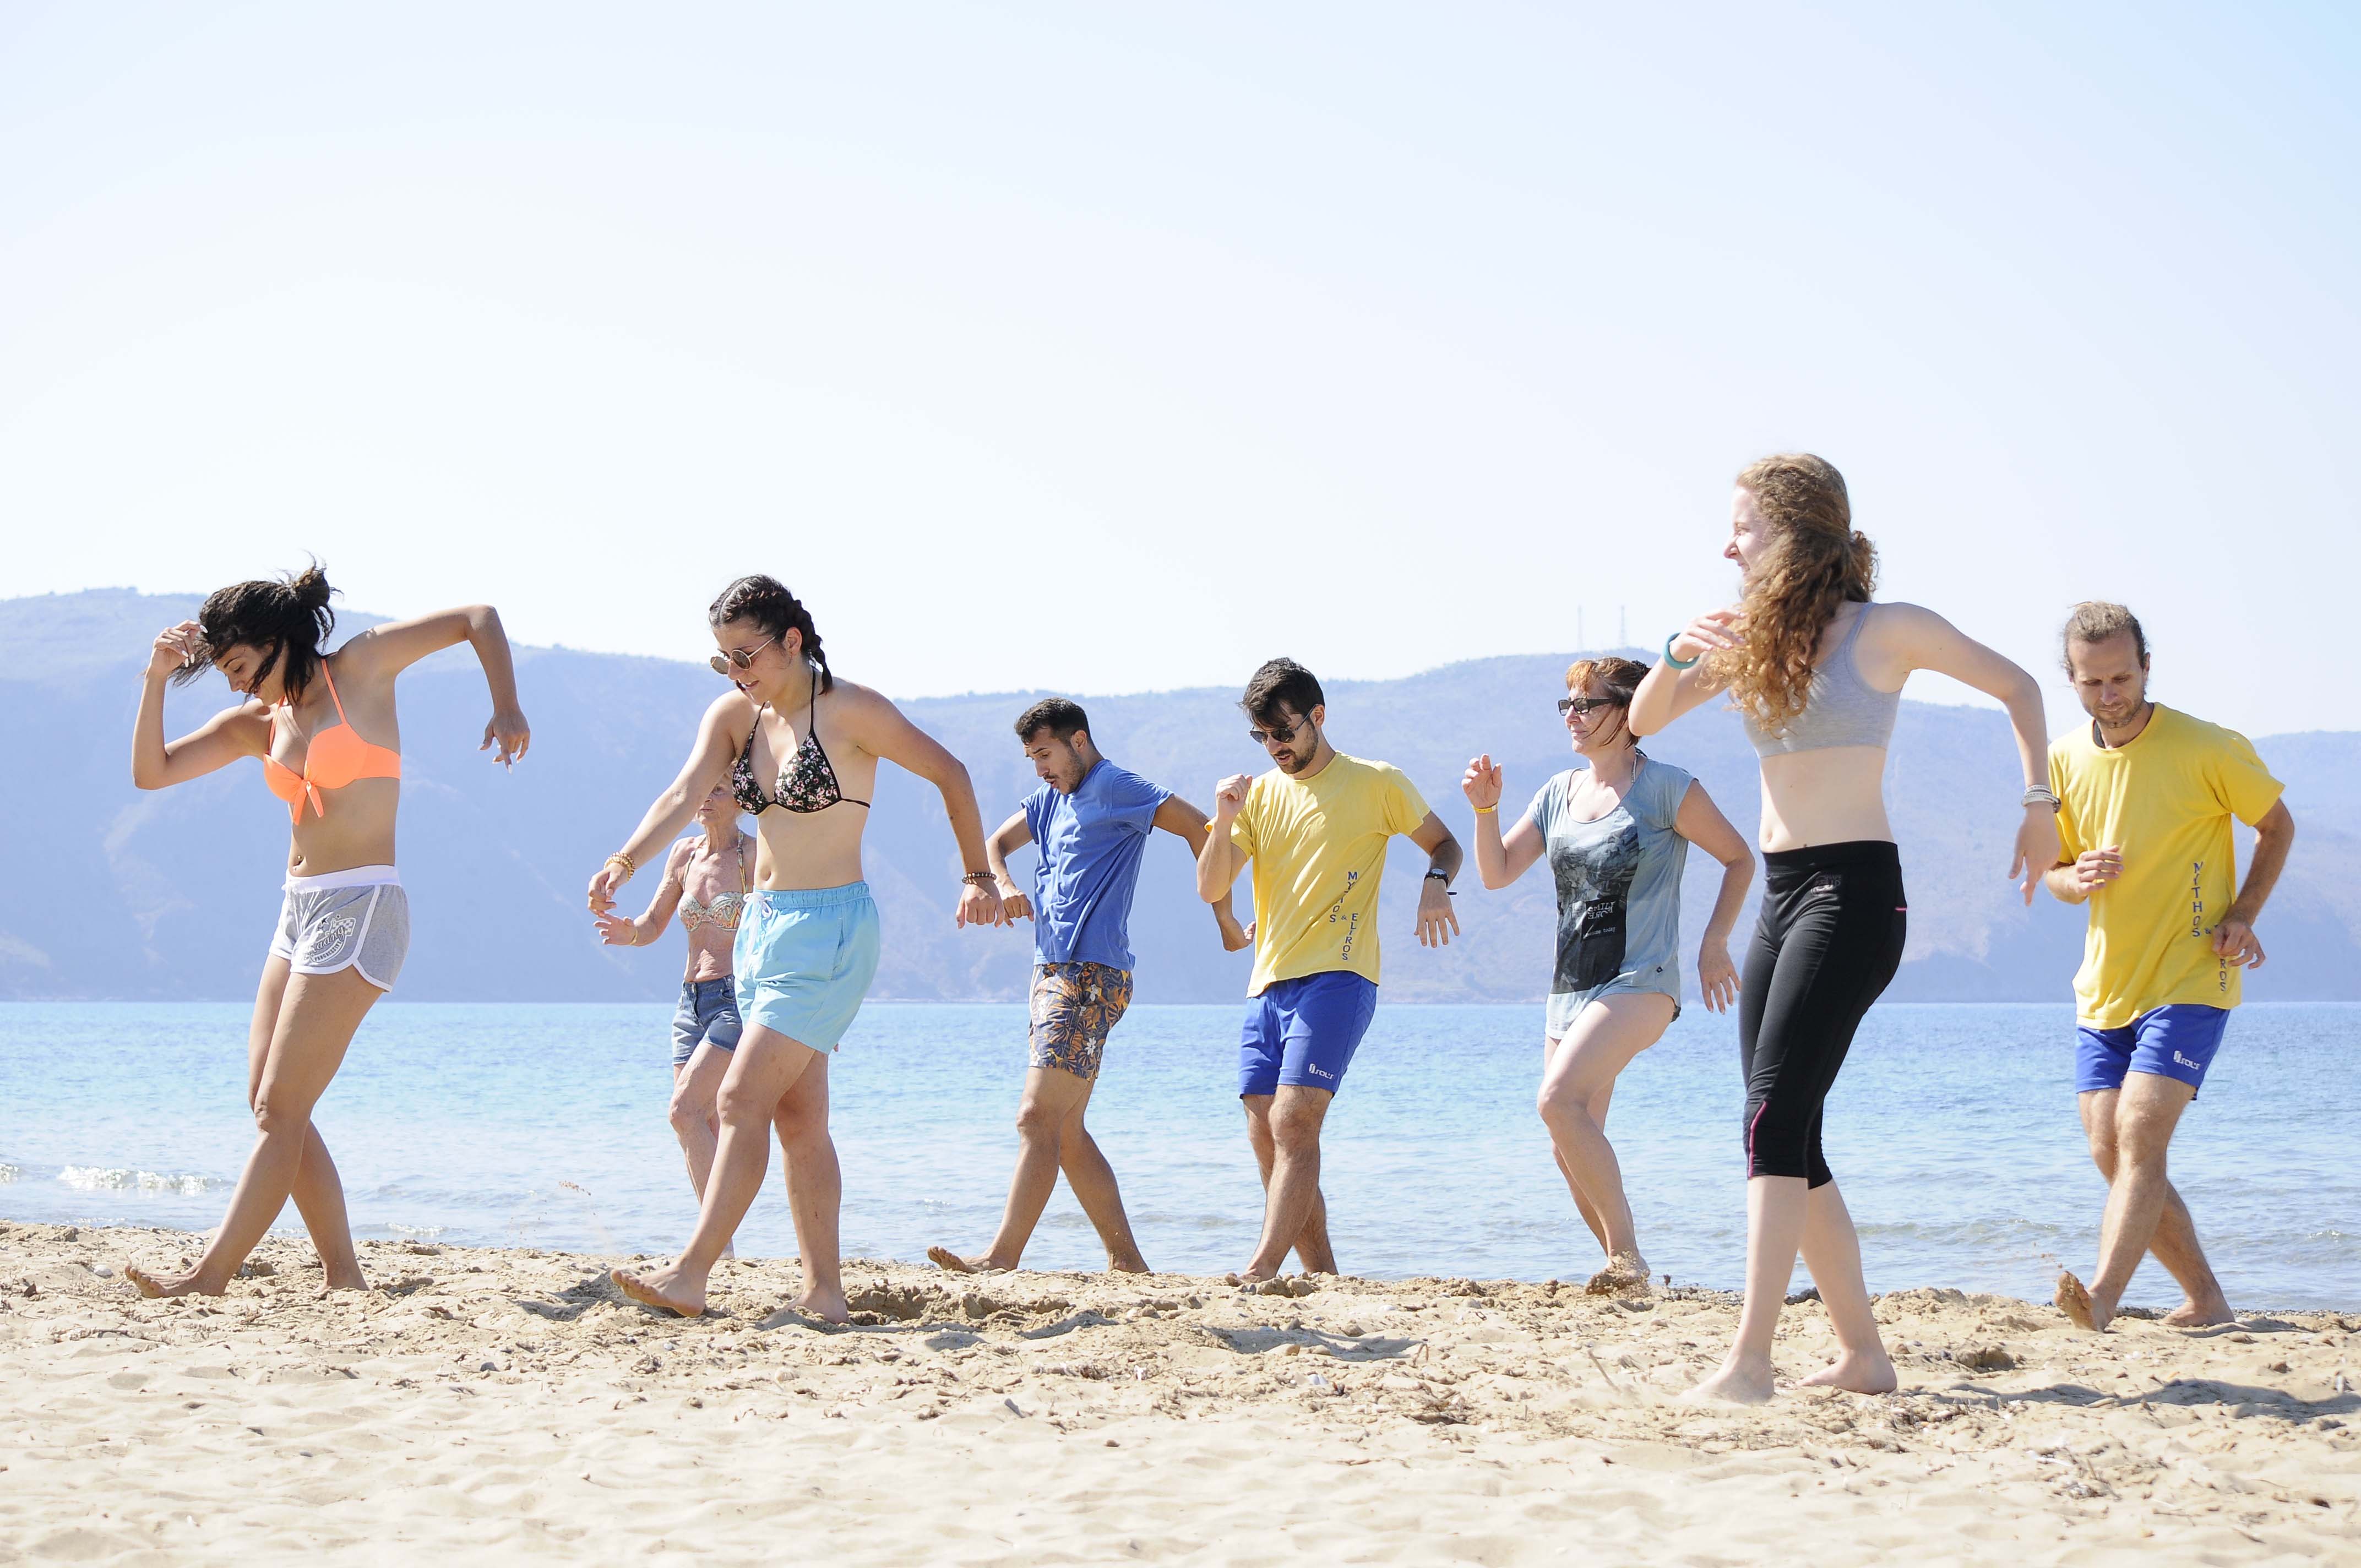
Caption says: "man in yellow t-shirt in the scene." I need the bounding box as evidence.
[1195,657,1463,1283]
[2043,603,2294,1335]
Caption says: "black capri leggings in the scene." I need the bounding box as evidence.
[1738,840,1908,1187]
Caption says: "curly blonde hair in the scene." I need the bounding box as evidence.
[1715,454,1877,734]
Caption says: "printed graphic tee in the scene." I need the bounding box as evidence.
[2048,704,2283,1028]
[1522,757,1693,1009]
[1222,754,1431,996]
[1022,760,1173,972]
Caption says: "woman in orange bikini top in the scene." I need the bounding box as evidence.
[260,660,404,823]
[124,563,530,1303]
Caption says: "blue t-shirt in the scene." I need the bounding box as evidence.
[1021,760,1172,971]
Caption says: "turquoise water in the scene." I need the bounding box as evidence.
[2,1001,2354,1309]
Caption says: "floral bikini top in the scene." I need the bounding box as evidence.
[730,666,870,816]
[676,834,751,934]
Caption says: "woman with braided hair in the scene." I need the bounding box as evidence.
[587,574,1004,1324]
[1630,454,2057,1403]
[126,564,529,1297]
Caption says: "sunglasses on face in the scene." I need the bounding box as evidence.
[1248,718,1311,746]
[709,636,779,676]
[1558,695,1628,717]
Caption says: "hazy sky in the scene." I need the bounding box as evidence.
[5,3,2355,734]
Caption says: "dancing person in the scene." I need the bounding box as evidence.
[1462,656,1752,1297]
[595,782,757,1214]
[1628,454,2058,1403]
[2044,603,2291,1332]
[126,565,528,1297]
[588,575,1003,1322]
[1196,658,1462,1283]
[929,698,1250,1277]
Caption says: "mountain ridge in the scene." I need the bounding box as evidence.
[6,589,2357,1006]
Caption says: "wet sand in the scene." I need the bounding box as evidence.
[3,1220,2357,1562]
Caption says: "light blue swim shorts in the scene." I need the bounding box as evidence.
[732,883,880,1052]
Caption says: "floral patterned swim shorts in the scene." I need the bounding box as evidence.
[1029,962,1135,1080]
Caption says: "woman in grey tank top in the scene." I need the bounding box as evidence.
[1464,657,1754,1297]
[1630,453,2058,1405]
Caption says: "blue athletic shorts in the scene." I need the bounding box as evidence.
[2075,1004,2230,1097]
[732,883,880,1053]
[1238,971,1379,1098]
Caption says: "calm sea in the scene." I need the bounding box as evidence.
[2,1001,2353,1310]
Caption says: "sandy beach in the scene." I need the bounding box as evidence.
[2,1219,2355,1563]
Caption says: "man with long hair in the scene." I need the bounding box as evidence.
[2047,603,2293,1332]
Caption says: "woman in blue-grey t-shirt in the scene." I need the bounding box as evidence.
[1464,656,1754,1296]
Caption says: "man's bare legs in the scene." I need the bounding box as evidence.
[1238,1086,1334,1281]
[129,964,379,1298]
[1685,1175,1894,1404]
[1537,993,1675,1291]
[931,1066,1149,1275]
[2057,1074,2226,1331]
[613,1026,843,1321]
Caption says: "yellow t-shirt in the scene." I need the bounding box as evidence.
[2048,705,2282,1029]
[1225,753,1432,996]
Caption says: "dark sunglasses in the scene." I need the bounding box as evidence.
[709,635,779,676]
[1558,695,1628,717]
[1248,718,1312,745]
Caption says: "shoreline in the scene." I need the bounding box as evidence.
[6,1221,2357,1561]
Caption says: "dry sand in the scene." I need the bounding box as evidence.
[3,1219,2357,1564]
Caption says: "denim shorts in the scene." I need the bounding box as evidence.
[1238,971,1379,1098]
[733,883,881,1052]
[671,976,743,1068]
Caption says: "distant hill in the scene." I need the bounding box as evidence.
[4,589,2356,1005]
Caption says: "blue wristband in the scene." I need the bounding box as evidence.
[1662,634,1701,671]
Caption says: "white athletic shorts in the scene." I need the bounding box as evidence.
[268,864,410,992]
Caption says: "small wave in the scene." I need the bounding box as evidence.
[57,1166,222,1195]
[0,1163,19,1184]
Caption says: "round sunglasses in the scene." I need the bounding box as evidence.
[709,635,779,677]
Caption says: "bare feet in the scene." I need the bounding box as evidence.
[1796,1349,1897,1395]
[797,1282,849,1326]
[1107,1255,1151,1275]
[2163,1295,2234,1327]
[125,1265,220,1299]
[612,1265,706,1318]
[1683,1353,1777,1404]
[1584,1249,1652,1298]
[2055,1268,2108,1332]
[324,1268,369,1292]
[926,1245,1007,1276]
[1233,1264,1280,1284]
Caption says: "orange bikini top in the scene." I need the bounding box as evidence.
[263,664,402,822]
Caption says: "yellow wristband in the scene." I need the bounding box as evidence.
[1473,804,1498,815]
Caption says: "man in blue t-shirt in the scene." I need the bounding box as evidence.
[933,698,1247,1275]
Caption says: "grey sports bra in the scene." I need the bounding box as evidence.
[1742,602,1900,755]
